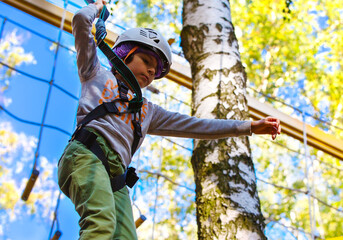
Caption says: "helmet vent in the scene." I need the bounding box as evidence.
[153,39,160,44]
[140,29,147,38]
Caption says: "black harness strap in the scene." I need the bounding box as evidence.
[76,101,120,130]
[73,128,139,192]
[69,82,142,192]
[71,82,142,156]
[73,128,111,174]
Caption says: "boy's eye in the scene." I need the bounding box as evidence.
[141,55,157,73]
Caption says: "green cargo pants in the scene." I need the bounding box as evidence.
[58,128,138,240]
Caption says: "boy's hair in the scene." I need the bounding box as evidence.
[111,42,164,78]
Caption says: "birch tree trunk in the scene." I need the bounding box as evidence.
[181,1,267,239]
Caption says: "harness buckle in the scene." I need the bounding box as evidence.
[110,167,139,192]
[132,120,143,138]
[126,167,139,188]
[129,100,143,112]
[104,102,119,114]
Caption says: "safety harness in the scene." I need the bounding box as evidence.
[69,3,143,192]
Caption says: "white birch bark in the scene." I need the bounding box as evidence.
[181,0,267,239]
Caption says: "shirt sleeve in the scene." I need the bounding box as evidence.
[72,4,100,82]
[147,103,252,139]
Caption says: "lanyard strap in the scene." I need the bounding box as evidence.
[95,19,143,112]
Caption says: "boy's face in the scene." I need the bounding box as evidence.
[126,52,158,88]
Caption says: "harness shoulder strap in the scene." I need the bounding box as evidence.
[78,101,120,127]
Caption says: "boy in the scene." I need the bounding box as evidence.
[58,0,281,239]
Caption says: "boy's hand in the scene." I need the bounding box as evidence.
[251,117,281,140]
[94,0,107,16]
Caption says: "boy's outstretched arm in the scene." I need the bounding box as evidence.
[251,117,281,140]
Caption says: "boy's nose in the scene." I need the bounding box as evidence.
[148,67,156,76]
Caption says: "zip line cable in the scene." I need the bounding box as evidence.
[147,84,191,108]
[265,216,323,240]
[163,137,193,152]
[248,87,343,132]
[139,170,195,192]
[256,135,343,172]
[157,89,191,107]
[257,177,343,213]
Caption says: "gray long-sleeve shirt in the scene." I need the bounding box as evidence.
[73,4,251,167]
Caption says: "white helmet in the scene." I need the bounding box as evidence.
[113,28,172,79]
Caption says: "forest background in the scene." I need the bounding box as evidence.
[0,0,342,239]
